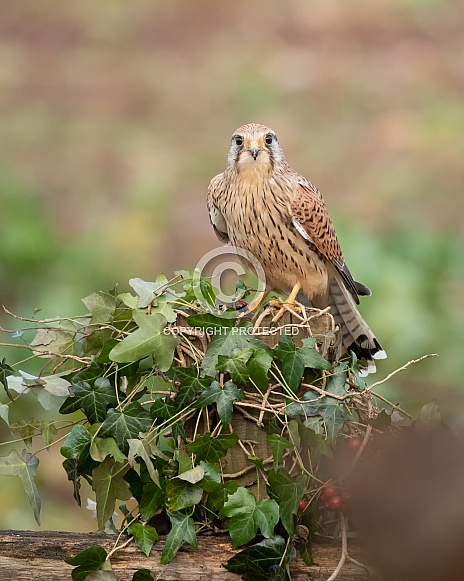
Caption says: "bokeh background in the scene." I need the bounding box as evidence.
[0,0,463,531]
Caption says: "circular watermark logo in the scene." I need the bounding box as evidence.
[193,245,266,318]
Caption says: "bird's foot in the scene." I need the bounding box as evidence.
[270,282,303,323]
[269,299,301,323]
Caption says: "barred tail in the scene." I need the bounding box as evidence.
[328,275,386,376]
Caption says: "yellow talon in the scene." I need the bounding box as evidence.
[270,282,302,323]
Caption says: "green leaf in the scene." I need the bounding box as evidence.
[82,292,116,324]
[92,457,132,530]
[0,402,9,426]
[99,402,153,454]
[320,403,350,443]
[0,358,15,401]
[127,438,160,487]
[186,313,234,331]
[217,348,253,385]
[172,367,212,411]
[132,569,154,581]
[201,326,267,378]
[90,437,127,463]
[128,522,159,557]
[275,336,331,391]
[10,419,38,447]
[266,433,292,470]
[109,311,179,371]
[166,479,203,511]
[267,467,308,535]
[223,487,279,548]
[187,432,238,463]
[194,380,244,427]
[247,348,273,391]
[139,481,165,520]
[298,421,332,462]
[0,449,41,524]
[65,545,108,581]
[225,537,294,580]
[160,511,197,565]
[61,424,93,464]
[176,465,204,484]
[150,396,176,420]
[59,377,118,424]
[208,480,238,511]
[129,275,172,309]
[199,461,221,492]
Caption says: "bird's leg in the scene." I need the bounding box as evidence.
[246,289,268,314]
[270,282,302,323]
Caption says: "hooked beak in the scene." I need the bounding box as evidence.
[249,144,260,160]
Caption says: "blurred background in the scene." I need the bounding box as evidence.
[0,0,463,531]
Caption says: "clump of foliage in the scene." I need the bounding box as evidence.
[0,272,429,581]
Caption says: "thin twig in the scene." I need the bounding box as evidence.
[326,514,348,581]
[366,354,438,392]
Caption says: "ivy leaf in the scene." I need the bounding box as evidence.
[194,380,244,427]
[0,403,9,426]
[223,487,279,549]
[10,419,38,447]
[176,465,204,484]
[247,348,273,391]
[139,482,165,520]
[109,311,179,371]
[82,292,116,324]
[0,358,15,401]
[132,570,154,581]
[217,348,253,385]
[92,457,132,530]
[90,437,127,463]
[127,438,160,487]
[59,377,118,424]
[65,545,108,581]
[187,432,238,463]
[99,402,153,454]
[129,276,171,308]
[186,313,234,331]
[199,461,221,492]
[320,403,351,443]
[201,326,267,378]
[172,367,212,411]
[150,396,176,420]
[225,536,294,580]
[166,479,203,511]
[297,421,332,462]
[160,511,197,565]
[299,337,333,370]
[267,467,308,535]
[274,336,331,391]
[61,425,93,464]
[0,449,41,524]
[266,434,292,470]
[128,522,159,557]
[208,480,238,511]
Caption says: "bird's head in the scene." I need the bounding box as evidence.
[227,123,285,176]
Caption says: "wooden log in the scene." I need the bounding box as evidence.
[0,530,371,580]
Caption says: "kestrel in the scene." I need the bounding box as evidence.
[207,123,386,375]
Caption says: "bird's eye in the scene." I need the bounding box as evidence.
[265,133,274,146]
[234,136,243,146]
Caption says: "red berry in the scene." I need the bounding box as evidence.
[348,437,362,451]
[322,485,338,500]
[299,500,307,511]
[325,495,343,511]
